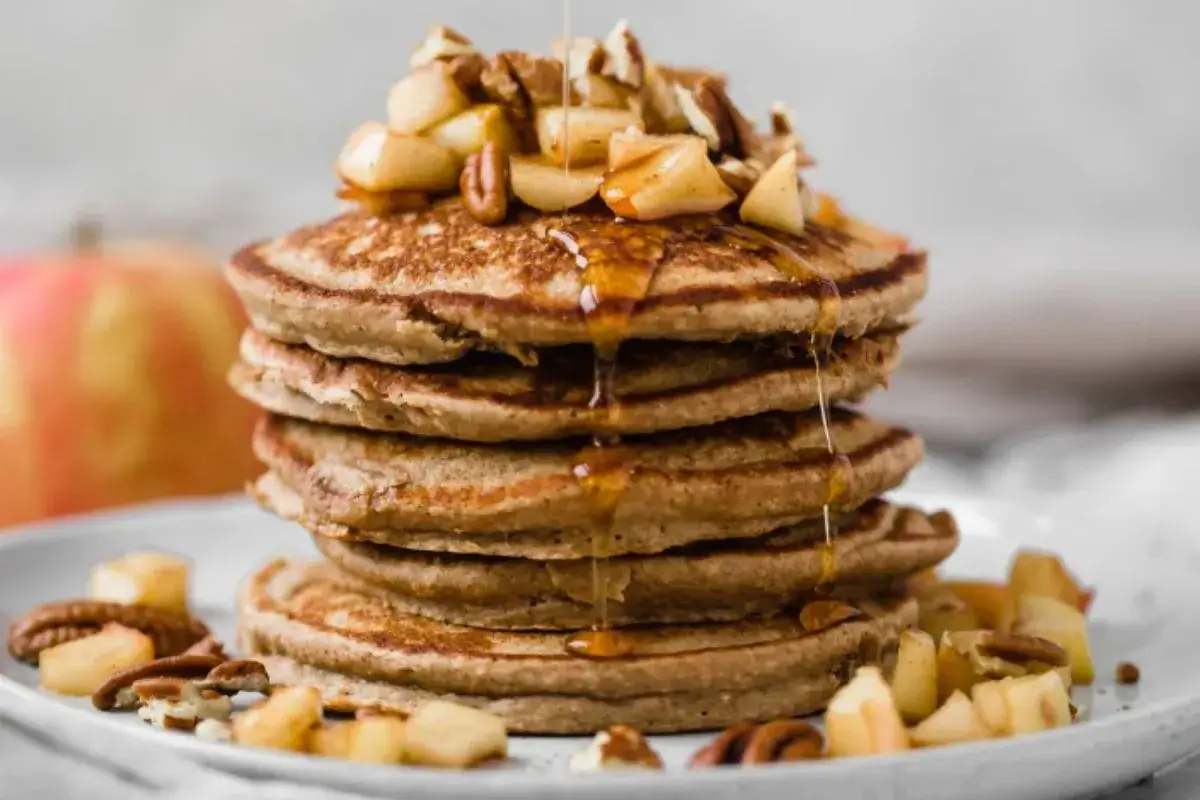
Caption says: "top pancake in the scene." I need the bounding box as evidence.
[228,200,927,365]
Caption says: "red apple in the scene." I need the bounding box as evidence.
[0,238,260,528]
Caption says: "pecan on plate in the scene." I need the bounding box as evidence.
[7,600,209,664]
[93,654,225,710]
[690,720,824,766]
[460,141,510,226]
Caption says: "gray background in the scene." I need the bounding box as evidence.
[2,0,1199,445]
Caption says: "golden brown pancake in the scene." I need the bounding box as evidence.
[252,408,924,536]
[238,558,915,733]
[227,201,927,365]
[230,328,901,441]
[313,501,958,628]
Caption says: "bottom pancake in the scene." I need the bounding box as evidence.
[313,501,958,629]
[237,559,916,734]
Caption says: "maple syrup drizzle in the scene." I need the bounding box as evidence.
[560,0,571,180]
[716,225,851,588]
[550,222,667,660]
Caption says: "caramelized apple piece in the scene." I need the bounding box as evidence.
[509,155,604,212]
[387,63,471,134]
[1013,595,1095,685]
[971,679,1013,736]
[89,552,190,614]
[39,625,155,697]
[232,686,322,752]
[909,690,993,748]
[826,667,910,758]
[536,107,642,167]
[1002,671,1072,735]
[404,701,508,769]
[600,135,736,220]
[607,130,690,171]
[427,104,516,158]
[936,632,982,703]
[336,122,461,193]
[918,588,980,642]
[739,150,812,238]
[941,581,1015,633]
[891,630,938,724]
[1008,550,1092,613]
[574,73,634,109]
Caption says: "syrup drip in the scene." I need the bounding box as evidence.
[716,225,851,588]
[550,222,667,660]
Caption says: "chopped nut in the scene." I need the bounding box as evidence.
[134,678,232,732]
[758,102,815,167]
[601,20,645,89]
[460,141,510,226]
[410,25,479,71]
[1115,662,1140,685]
[92,654,225,710]
[480,53,536,150]
[570,725,663,772]
[716,156,762,196]
[552,36,607,79]
[674,78,758,158]
[690,720,823,766]
[501,51,569,109]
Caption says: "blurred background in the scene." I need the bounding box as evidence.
[1,0,1198,524]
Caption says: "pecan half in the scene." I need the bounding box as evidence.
[92,654,224,710]
[460,141,509,226]
[502,51,567,109]
[978,632,1069,668]
[690,720,824,766]
[7,600,209,664]
[481,53,535,149]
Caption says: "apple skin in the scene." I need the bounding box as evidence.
[0,244,260,528]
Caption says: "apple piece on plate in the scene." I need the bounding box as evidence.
[971,678,1013,736]
[891,629,939,724]
[574,73,634,109]
[386,63,471,134]
[909,690,993,748]
[941,581,1015,633]
[509,155,605,212]
[826,666,910,758]
[427,104,517,158]
[89,551,189,613]
[38,624,155,696]
[918,588,981,642]
[336,122,461,193]
[739,150,814,237]
[600,135,736,220]
[404,701,508,768]
[1009,550,1093,613]
[936,632,983,703]
[1002,671,1072,735]
[536,107,642,166]
[309,722,357,759]
[1013,595,1095,685]
[232,685,322,752]
[313,716,409,764]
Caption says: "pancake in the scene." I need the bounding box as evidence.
[255,471,833,559]
[238,559,915,733]
[313,502,958,628]
[253,408,923,536]
[227,201,927,365]
[230,328,901,441]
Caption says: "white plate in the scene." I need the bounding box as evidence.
[1,492,1198,800]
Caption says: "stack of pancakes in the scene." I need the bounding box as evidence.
[225,202,956,733]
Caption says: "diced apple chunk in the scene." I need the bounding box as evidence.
[909,691,992,748]
[509,155,604,212]
[336,122,461,193]
[39,625,155,696]
[739,151,810,238]
[574,73,633,109]
[891,630,938,725]
[826,667,910,758]
[427,104,516,158]
[941,581,1015,633]
[600,135,736,220]
[386,63,471,134]
[936,632,982,703]
[971,679,1012,736]
[536,107,642,167]
[309,717,408,764]
[308,722,356,759]
[1002,671,1072,735]
[1008,550,1092,613]
[918,588,980,642]
[232,685,322,753]
[404,701,508,768]
[89,551,190,614]
[1013,595,1095,685]
[607,130,690,172]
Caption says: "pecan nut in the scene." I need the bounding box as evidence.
[977,632,1069,668]
[7,600,209,664]
[689,719,824,766]
[201,659,270,696]
[460,141,509,226]
[92,654,225,710]
[480,54,537,150]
